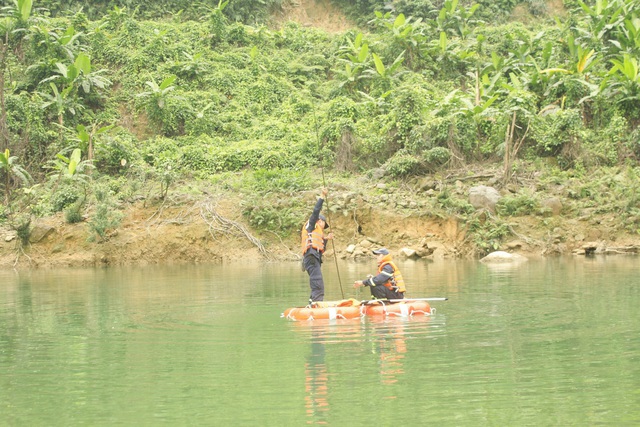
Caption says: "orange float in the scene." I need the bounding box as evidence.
[282,299,363,321]
[363,300,432,317]
[282,305,363,321]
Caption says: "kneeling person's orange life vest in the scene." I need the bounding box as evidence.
[378,255,406,293]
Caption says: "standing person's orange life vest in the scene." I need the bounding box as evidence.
[301,222,325,255]
[378,256,406,293]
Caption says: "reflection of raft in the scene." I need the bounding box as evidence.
[282,299,434,321]
[363,300,432,317]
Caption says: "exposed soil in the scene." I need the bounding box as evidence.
[269,0,355,33]
[1,179,639,269]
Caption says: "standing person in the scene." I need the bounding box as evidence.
[301,188,333,305]
[354,248,406,300]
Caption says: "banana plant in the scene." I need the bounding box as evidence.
[360,51,406,94]
[337,32,370,65]
[40,52,112,94]
[427,30,472,74]
[0,0,33,149]
[28,23,83,63]
[612,13,640,55]
[334,33,370,93]
[73,123,114,162]
[14,0,32,22]
[606,53,640,103]
[371,12,425,69]
[429,31,451,60]
[0,0,32,26]
[176,51,207,79]
[47,148,93,184]
[539,35,601,105]
[0,148,32,205]
[572,0,629,56]
[526,41,555,97]
[334,62,368,94]
[39,82,83,142]
[367,52,406,79]
[431,0,480,40]
[137,75,177,109]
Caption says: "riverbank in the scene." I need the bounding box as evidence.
[2,167,639,268]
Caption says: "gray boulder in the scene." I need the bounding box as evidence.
[469,185,501,213]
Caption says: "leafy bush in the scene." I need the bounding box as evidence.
[247,168,312,193]
[578,115,628,167]
[94,131,141,174]
[530,108,583,157]
[496,193,538,216]
[437,188,475,215]
[51,183,82,212]
[466,214,512,256]
[423,146,451,168]
[242,195,306,236]
[385,150,422,177]
[64,202,84,224]
[87,182,123,242]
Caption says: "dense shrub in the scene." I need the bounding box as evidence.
[530,109,583,157]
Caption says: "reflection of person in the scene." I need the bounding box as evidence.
[301,188,334,305]
[375,321,407,387]
[305,330,329,423]
[354,248,406,300]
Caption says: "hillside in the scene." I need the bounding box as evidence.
[1,0,640,268]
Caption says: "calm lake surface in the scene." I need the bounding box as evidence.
[1,256,638,426]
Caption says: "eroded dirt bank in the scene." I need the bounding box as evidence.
[2,188,638,269]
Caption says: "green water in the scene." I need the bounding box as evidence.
[1,257,638,426]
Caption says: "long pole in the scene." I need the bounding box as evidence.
[313,108,344,299]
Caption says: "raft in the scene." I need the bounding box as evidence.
[362,300,432,317]
[282,299,434,321]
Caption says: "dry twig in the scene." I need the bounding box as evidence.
[199,200,271,259]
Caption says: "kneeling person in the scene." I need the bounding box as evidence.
[354,248,406,300]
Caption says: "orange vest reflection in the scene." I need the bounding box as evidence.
[301,317,430,420]
[305,337,329,424]
[375,321,407,390]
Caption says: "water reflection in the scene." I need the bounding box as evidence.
[370,319,408,389]
[2,259,638,425]
[304,326,330,424]
[291,316,434,423]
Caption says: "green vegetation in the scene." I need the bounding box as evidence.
[0,0,639,254]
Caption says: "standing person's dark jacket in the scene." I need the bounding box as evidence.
[301,189,332,304]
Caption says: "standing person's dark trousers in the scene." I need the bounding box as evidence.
[304,252,324,303]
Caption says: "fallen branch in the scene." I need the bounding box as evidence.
[264,230,298,260]
[199,200,271,259]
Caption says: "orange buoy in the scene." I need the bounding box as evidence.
[282,304,363,321]
[363,300,432,317]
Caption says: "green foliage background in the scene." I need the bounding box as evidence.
[1,0,640,248]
